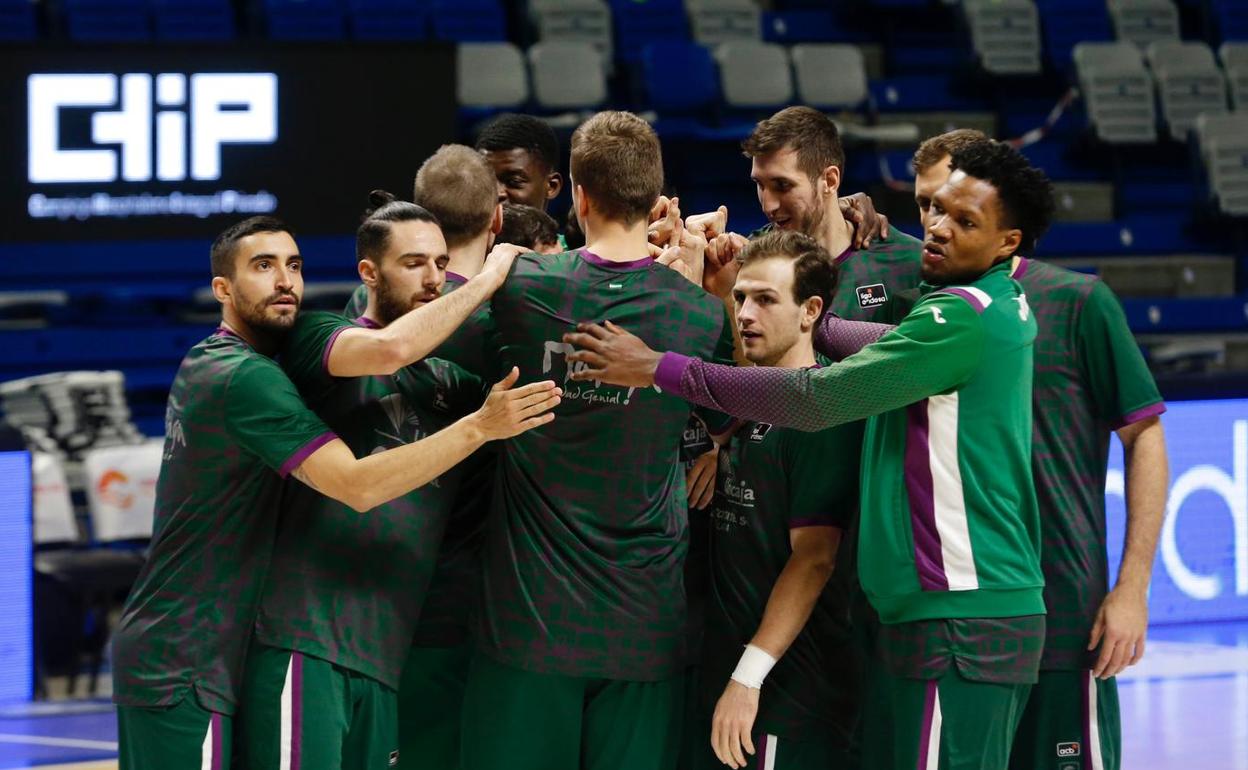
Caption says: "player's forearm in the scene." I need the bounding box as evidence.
[814,315,894,361]
[656,339,957,432]
[295,419,487,512]
[1116,417,1169,593]
[749,552,836,659]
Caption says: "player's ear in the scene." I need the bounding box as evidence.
[801,296,823,332]
[491,203,504,235]
[821,165,841,198]
[547,171,564,200]
[997,228,1023,259]
[211,276,231,305]
[573,184,589,222]
[358,259,379,288]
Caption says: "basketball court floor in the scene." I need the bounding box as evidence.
[2,620,1246,769]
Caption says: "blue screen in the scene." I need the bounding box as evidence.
[0,451,32,702]
[1106,398,1248,625]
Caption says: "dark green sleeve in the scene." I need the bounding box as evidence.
[444,360,489,414]
[224,357,336,478]
[343,284,368,318]
[781,422,863,529]
[1076,280,1165,428]
[693,305,738,434]
[281,312,356,397]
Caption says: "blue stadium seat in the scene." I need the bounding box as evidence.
[610,0,688,63]
[641,41,718,113]
[1210,0,1248,43]
[152,0,235,41]
[868,74,991,112]
[1035,0,1113,72]
[761,11,839,44]
[349,0,428,40]
[430,0,505,42]
[1122,297,1248,333]
[0,0,38,40]
[64,0,150,42]
[265,0,347,40]
[1038,214,1200,257]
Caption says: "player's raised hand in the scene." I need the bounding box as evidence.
[562,321,662,388]
[686,446,718,509]
[648,195,682,249]
[686,205,729,241]
[711,680,759,769]
[478,243,528,292]
[840,192,889,249]
[1088,585,1148,679]
[470,367,561,440]
[704,233,747,299]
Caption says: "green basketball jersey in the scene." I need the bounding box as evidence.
[255,311,485,688]
[655,260,1044,625]
[112,329,335,714]
[702,413,864,742]
[479,249,736,681]
[1011,257,1165,669]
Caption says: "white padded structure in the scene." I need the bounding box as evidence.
[457,42,529,109]
[791,44,867,108]
[715,40,792,108]
[963,0,1042,75]
[528,41,607,109]
[1073,41,1158,143]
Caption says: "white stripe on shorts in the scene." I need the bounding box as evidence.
[925,687,943,770]
[1088,673,1105,770]
[763,733,778,770]
[199,718,213,770]
[280,656,295,770]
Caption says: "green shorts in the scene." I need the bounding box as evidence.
[862,664,1031,770]
[396,643,472,770]
[460,653,684,770]
[239,644,398,770]
[1009,670,1121,770]
[118,696,231,770]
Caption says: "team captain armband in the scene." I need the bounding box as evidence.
[730,643,778,689]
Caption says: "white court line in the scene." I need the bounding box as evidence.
[0,733,119,751]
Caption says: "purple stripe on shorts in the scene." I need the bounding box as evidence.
[756,733,768,770]
[1011,257,1030,279]
[905,401,949,591]
[1111,401,1166,430]
[1081,670,1092,770]
[937,287,988,314]
[279,431,338,479]
[211,713,223,770]
[578,248,655,271]
[917,680,937,770]
[292,653,304,770]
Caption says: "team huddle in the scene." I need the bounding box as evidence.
[110,108,1170,770]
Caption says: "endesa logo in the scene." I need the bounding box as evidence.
[27,72,277,184]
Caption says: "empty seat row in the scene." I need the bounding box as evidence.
[1074,40,1248,145]
[459,39,867,113]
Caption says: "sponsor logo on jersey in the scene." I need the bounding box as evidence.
[389,751,399,767]
[1056,742,1081,757]
[857,283,888,308]
[748,423,772,442]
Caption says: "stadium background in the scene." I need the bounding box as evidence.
[0,0,1246,767]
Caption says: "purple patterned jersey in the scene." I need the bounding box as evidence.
[1011,257,1164,669]
[479,249,736,680]
[112,329,334,714]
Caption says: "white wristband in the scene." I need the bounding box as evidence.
[729,644,777,689]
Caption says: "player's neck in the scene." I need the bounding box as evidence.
[768,339,817,370]
[219,314,282,357]
[446,231,493,279]
[582,217,650,262]
[815,201,853,260]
